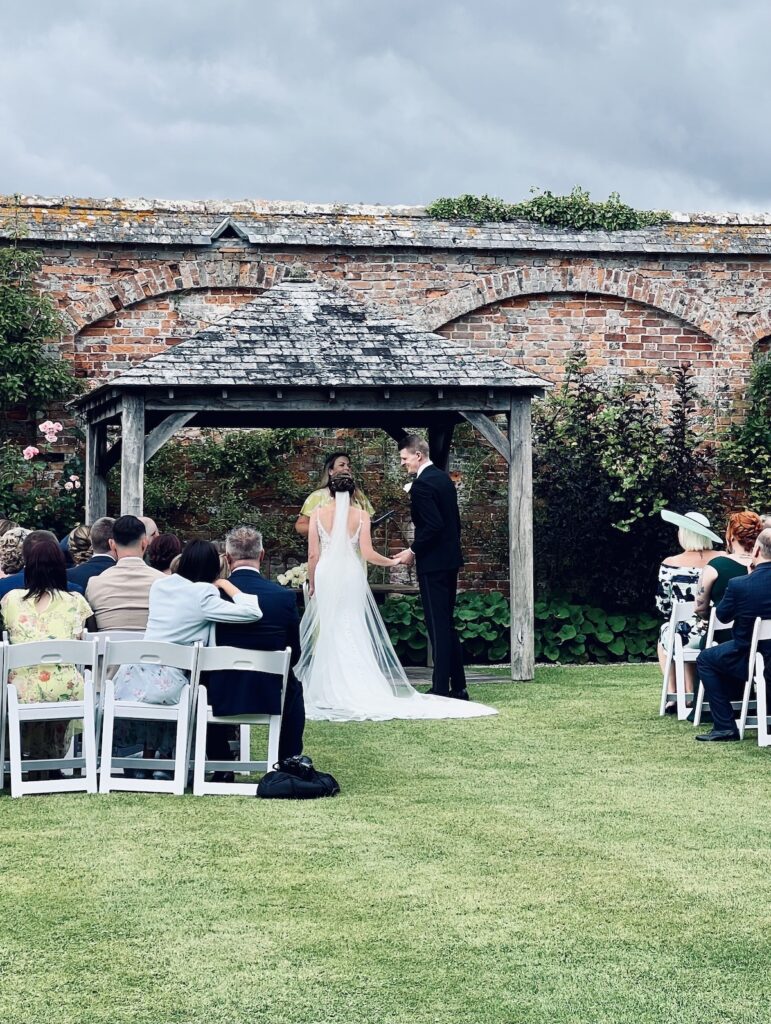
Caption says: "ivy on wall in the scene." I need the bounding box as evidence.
[426,186,670,231]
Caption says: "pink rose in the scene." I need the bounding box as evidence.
[64,481,73,491]
[45,433,58,443]
[39,420,53,432]
[74,481,81,489]
[22,446,39,460]
[69,475,79,482]
[52,422,63,432]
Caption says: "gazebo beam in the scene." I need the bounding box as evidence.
[120,394,145,516]
[460,411,510,464]
[508,395,534,680]
[85,422,108,522]
[427,421,455,472]
[144,412,196,462]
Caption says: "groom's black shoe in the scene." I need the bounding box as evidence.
[424,687,448,696]
[450,688,470,701]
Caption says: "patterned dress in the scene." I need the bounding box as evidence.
[300,488,375,518]
[1,589,92,701]
[655,564,704,648]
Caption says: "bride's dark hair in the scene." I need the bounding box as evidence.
[328,473,355,495]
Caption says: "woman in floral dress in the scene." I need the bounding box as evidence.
[1,536,92,759]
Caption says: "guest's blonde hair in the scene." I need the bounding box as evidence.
[68,524,92,564]
[678,527,713,553]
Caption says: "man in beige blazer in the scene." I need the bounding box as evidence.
[86,515,164,631]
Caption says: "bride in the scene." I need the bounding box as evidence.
[295,473,497,722]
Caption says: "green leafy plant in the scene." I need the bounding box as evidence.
[532,348,720,611]
[717,352,771,510]
[427,186,670,231]
[0,244,81,423]
[0,438,84,532]
[381,592,658,665]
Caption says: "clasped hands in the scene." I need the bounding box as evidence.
[391,549,415,567]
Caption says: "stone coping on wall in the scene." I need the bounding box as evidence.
[5,194,771,255]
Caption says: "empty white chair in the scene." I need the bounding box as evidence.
[659,601,698,720]
[99,639,199,796]
[193,645,291,797]
[4,639,99,798]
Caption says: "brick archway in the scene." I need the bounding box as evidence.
[411,266,729,345]
[61,256,290,334]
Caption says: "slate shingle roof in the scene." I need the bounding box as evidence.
[98,279,547,391]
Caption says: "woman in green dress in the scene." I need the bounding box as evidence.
[695,510,764,644]
[295,451,374,539]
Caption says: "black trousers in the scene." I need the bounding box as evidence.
[696,646,746,734]
[206,675,306,764]
[418,569,466,695]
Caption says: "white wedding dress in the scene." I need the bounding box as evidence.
[296,491,497,722]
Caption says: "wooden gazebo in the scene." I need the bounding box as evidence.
[71,276,549,679]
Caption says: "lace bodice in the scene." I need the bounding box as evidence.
[317,511,363,555]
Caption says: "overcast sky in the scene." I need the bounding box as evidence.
[1,0,770,212]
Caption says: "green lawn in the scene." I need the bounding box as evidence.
[2,665,770,1024]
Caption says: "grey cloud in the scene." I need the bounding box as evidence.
[1,0,770,210]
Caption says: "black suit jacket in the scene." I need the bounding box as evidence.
[712,561,771,680]
[206,568,301,716]
[67,555,115,590]
[409,464,463,575]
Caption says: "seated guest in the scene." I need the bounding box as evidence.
[0,530,84,600]
[146,533,182,574]
[695,529,771,741]
[1,536,92,765]
[205,525,306,781]
[140,516,159,544]
[0,518,20,538]
[695,511,763,643]
[656,510,723,712]
[0,527,31,578]
[85,515,164,630]
[110,539,262,773]
[68,524,93,565]
[67,517,116,589]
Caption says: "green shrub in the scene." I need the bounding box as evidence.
[717,352,771,510]
[381,592,659,666]
[426,187,670,231]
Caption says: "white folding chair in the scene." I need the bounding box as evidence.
[693,608,732,726]
[754,654,771,747]
[4,639,99,797]
[659,601,698,720]
[694,616,771,738]
[737,618,771,738]
[0,639,7,792]
[193,646,291,797]
[99,640,199,796]
[83,629,145,757]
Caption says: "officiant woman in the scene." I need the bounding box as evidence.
[294,451,374,538]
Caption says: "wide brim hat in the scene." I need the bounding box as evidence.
[660,509,723,545]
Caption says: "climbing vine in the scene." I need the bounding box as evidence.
[426,186,670,231]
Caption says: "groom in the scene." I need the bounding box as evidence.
[394,434,468,700]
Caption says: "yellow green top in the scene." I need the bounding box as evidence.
[300,488,375,518]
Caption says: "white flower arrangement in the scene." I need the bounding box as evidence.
[277,563,308,588]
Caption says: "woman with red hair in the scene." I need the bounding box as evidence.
[695,511,764,644]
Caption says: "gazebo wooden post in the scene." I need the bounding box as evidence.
[508,395,534,680]
[427,420,455,471]
[120,393,145,516]
[85,421,108,522]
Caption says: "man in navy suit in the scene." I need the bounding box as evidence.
[205,525,305,777]
[395,434,468,699]
[695,529,771,741]
[66,517,115,589]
